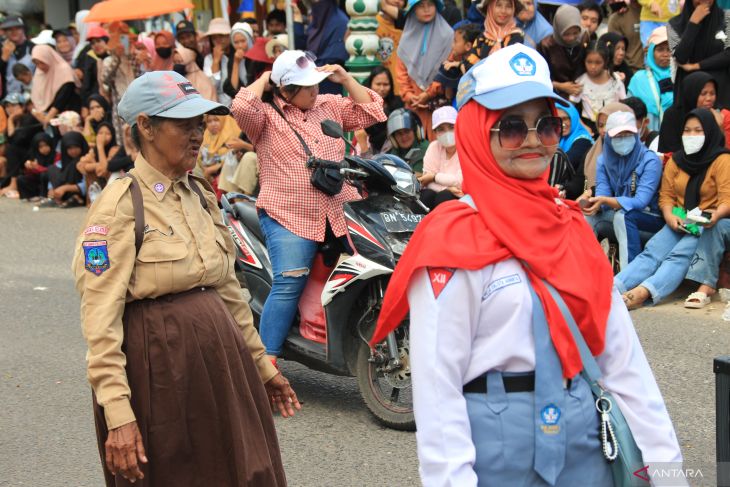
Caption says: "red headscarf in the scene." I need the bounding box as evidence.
[370,100,614,379]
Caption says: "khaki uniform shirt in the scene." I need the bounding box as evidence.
[72,154,277,430]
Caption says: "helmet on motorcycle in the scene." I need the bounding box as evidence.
[386,108,424,141]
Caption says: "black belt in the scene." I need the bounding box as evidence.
[463,372,535,394]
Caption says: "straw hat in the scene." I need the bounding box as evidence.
[265,34,289,58]
[203,18,231,37]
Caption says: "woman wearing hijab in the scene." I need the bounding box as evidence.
[176,46,218,102]
[582,110,664,270]
[658,71,725,153]
[371,43,682,486]
[516,0,553,48]
[307,0,350,95]
[30,45,81,127]
[668,0,730,108]
[16,132,55,200]
[53,29,78,65]
[42,131,88,208]
[152,31,175,72]
[83,94,112,146]
[628,26,674,132]
[619,108,730,309]
[221,23,255,106]
[581,101,632,195]
[196,114,241,192]
[396,0,453,139]
[462,0,524,71]
[538,4,589,99]
[77,121,119,198]
[555,101,593,199]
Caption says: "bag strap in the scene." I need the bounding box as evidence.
[126,174,145,256]
[267,99,313,158]
[539,280,604,384]
[189,178,209,210]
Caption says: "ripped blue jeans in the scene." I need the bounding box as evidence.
[258,210,319,355]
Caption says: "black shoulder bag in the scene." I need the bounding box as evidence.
[267,100,344,197]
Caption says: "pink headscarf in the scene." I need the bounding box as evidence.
[31,45,78,112]
[177,46,217,102]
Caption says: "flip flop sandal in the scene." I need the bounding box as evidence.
[38,199,59,208]
[684,292,711,309]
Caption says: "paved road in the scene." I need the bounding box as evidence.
[0,198,727,486]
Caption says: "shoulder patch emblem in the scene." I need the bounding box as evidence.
[427,267,455,299]
[84,225,108,236]
[83,240,110,276]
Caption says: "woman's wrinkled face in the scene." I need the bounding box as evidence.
[206,115,222,135]
[55,35,72,54]
[32,59,49,73]
[596,113,609,139]
[613,40,626,66]
[370,72,392,100]
[561,26,581,45]
[232,32,249,52]
[697,81,717,109]
[493,0,515,26]
[414,0,437,23]
[491,99,556,179]
[517,0,535,23]
[67,145,83,159]
[653,42,671,68]
[140,115,205,177]
[37,141,52,156]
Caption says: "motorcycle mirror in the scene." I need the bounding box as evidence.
[405,148,422,163]
[321,119,344,139]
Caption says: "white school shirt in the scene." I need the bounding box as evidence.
[408,258,683,487]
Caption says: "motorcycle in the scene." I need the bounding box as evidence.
[221,120,426,430]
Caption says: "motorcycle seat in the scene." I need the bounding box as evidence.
[233,202,265,243]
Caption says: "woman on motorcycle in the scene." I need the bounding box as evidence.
[231,50,386,364]
[371,44,682,486]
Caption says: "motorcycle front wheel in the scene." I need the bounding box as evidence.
[356,324,415,431]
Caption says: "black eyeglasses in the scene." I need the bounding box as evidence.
[296,51,317,69]
[490,116,563,149]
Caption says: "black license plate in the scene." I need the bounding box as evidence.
[380,211,423,233]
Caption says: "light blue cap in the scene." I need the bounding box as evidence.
[118,71,229,126]
[456,43,567,111]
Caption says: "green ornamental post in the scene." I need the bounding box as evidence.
[345,0,381,84]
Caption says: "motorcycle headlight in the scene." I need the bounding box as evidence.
[384,165,418,197]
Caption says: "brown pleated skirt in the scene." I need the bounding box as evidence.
[93,287,286,487]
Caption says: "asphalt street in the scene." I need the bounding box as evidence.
[0,197,728,486]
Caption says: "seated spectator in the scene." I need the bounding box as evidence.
[52,29,77,64]
[105,123,137,183]
[221,23,255,105]
[618,108,730,308]
[578,1,603,42]
[16,132,55,200]
[41,131,88,208]
[606,0,644,71]
[176,46,218,101]
[195,114,241,196]
[516,0,552,48]
[462,0,524,71]
[538,5,589,99]
[386,108,429,174]
[583,102,633,195]
[571,41,627,128]
[79,26,110,100]
[244,37,275,81]
[659,71,728,153]
[556,101,594,199]
[582,111,664,269]
[627,26,673,132]
[396,0,452,139]
[434,23,480,105]
[598,32,634,87]
[0,93,42,198]
[76,121,119,203]
[622,96,660,150]
[82,94,111,146]
[30,45,82,127]
[11,63,32,97]
[355,66,404,155]
[418,106,462,208]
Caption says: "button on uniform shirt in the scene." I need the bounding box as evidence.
[408,258,683,486]
[72,155,278,430]
[231,88,387,241]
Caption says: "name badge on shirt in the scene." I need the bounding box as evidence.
[83,240,110,276]
[484,274,521,299]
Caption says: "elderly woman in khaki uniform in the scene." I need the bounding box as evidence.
[72,71,297,486]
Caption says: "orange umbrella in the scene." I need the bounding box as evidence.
[84,0,195,23]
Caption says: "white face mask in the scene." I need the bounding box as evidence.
[682,135,705,155]
[437,130,455,148]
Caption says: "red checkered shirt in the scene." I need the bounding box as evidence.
[231,88,387,241]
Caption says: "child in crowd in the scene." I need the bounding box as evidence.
[386,108,429,174]
[571,42,627,128]
[17,133,54,200]
[11,63,32,97]
[436,23,480,105]
[418,106,462,208]
[77,121,119,204]
[196,114,241,198]
[578,1,603,42]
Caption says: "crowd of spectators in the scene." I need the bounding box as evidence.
[1,0,730,311]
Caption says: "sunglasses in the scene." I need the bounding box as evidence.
[490,116,563,149]
[296,51,317,69]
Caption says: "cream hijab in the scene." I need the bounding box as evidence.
[177,46,218,102]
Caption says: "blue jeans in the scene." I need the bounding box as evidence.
[640,21,665,46]
[258,210,319,356]
[586,209,663,269]
[686,219,730,288]
[615,224,701,304]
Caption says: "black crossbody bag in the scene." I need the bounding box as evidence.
[267,100,344,196]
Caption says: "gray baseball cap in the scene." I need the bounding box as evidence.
[118,71,229,126]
